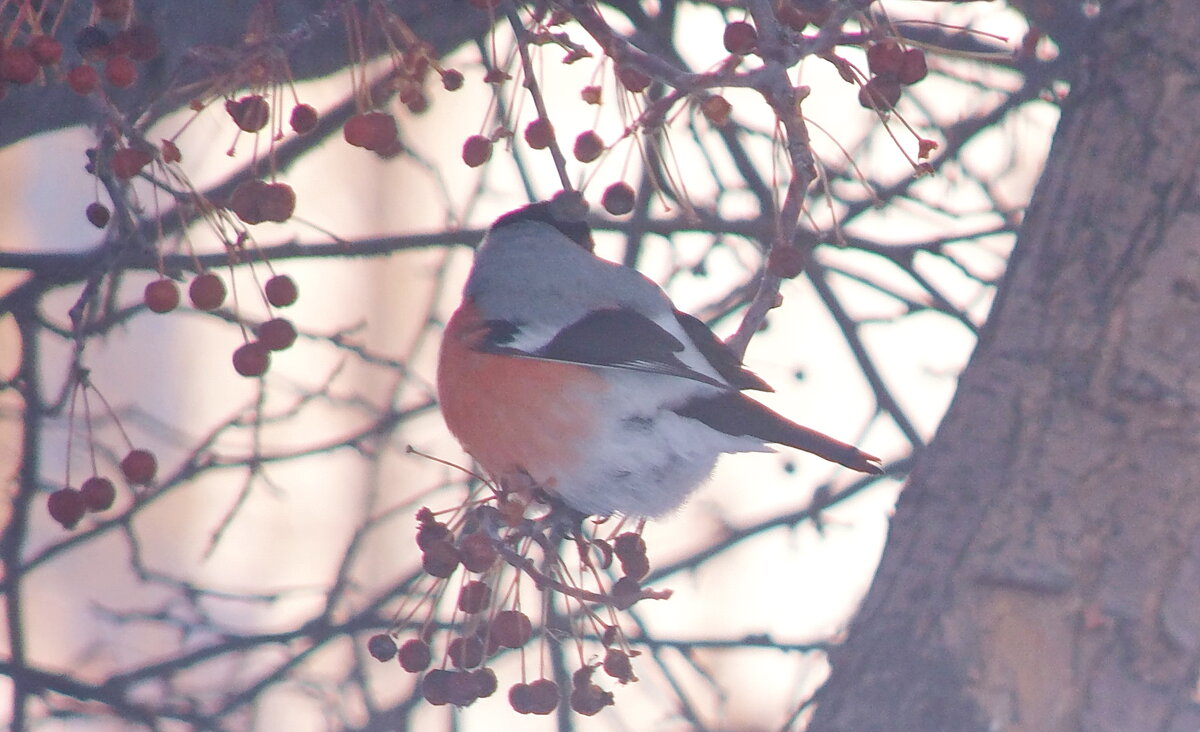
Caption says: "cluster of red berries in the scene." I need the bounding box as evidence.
[47,448,155,530]
[369,496,659,715]
[858,39,928,111]
[0,0,161,100]
[142,271,297,377]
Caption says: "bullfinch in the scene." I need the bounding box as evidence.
[437,200,883,518]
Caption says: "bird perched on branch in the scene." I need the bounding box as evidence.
[438,198,882,518]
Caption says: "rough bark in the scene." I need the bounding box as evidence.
[810,1,1200,730]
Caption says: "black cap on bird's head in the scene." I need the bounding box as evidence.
[491,192,594,252]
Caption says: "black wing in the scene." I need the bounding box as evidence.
[480,308,729,388]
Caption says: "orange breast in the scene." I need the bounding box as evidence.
[437,299,607,487]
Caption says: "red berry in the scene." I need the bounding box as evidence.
[457,581,492,614]
[104,55,137,88]
[416,518,451,549]
[701,95,732,126]
[342,112,396,151]
[85,202,110,228]
[867,41,905,77]
[458,532,497,573]
[508,682,535,714]
[66,64,100,94]
[423,669,454,705]
[858,75,902,111]
[258,182,296,223]
[120,449,157,485]
[603,648,636,682]
[526,679,559,714]
[601,182,636,215]
[95,0,132,21]
[232,341,270,377]
[119,24,159,61]
[448,636,484,669]
[188,272,226,310]
[615,64,650,93]
[289,104,318,134]
[255,318,297,351]
[229,179,269,225]
[264,275,298,307]
[0,47,38,85]
[73,26,110,62]
[768,243,807,279]
[471,667,498,698]
[80,476,116,512]
[441,69,464,91]
[398,638,432,673]
[48,488,86,529]
[462,135,492,167]
[342,114,373,148]
[723,21,758,54]
[367,634,397,662]
[524,118,554,150]
[226,95,270,132]
[161,139,182,163]
[111,147,153,179]
[897,48,928,84]
[144,278,180,313]
[490,610,532,648]
[580,85,602,105]
[611,577,641,609]
[30,36,64,66]
[572,131,604,163]
[421,540,460,578]
[570,682,614,715]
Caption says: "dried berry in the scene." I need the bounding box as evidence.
[457,581,492,614]
[226,95,270,132]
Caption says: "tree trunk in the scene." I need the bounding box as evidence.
[810,2,1200,730]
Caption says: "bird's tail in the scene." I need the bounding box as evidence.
[676,393,883,474]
